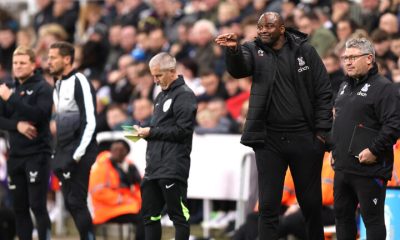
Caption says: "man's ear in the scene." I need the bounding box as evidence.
[280,25,285,34]
[63,55,72,65]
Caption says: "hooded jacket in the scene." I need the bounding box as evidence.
[332,65,400,180]
[144,76,197,183]
[225,28,333,147]
[53,70,97,170]
[0,73,53,158]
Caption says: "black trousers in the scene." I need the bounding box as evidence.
[54,146,97,240]
[7,154,51,240]
[141,178,190,240]
[334,171,387,240]
[253,131,325,240]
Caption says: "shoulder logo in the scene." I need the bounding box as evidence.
[297,57,305,66]
[26,90,34,95]
[163,99,172,112]
[257,49,264,56]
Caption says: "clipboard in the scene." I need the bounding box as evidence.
[348,124,379,157]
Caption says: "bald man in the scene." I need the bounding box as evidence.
[216,12,332,240]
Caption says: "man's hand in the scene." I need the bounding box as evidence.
[0,84,12,101]
[133,125,150,138]
[214,33,239,48]
[358,148,377,164]
[284,204,300,217]
[17,121,37,140]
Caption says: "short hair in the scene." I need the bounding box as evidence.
[49,41,75,64]
[148,52,176,71]
[345,38,376,62]
[112,139,131,153]
[13,46,35,63]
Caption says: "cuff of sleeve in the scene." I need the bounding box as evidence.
[227,46,239,54]
[72,153,81,162]
[7,93,17,104]
[368,146,379,158]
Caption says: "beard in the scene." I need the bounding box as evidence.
[48,66,63,77]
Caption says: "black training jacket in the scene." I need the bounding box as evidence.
[144,76,197,183]
[225,28,333,147]
[0,73,53,157]
[332,65,400,180]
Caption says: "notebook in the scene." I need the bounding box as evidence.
[348,125,379,156]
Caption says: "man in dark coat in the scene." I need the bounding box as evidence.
[215,12,333,240]
[134,52,197,240]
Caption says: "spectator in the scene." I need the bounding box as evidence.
[106,104,130,131]
[190,19,219,74]
[226,76,251,121]
[89,140,144,240]
[16,27,37,49]
[0,26,17,73]
[197,70,229,105]
[378,12,398,36]
[207,98,239,134]
[105,23,123,72]
[322,53,346,99]
[195,108,229,134]
[108,54,134,104]
[117,0,150,27]
[297,12,337,57]
[176,58,205,96]
[51,0,79,42]
[129,98,153,127]
[120,25,137,54]
[360,0,380,32]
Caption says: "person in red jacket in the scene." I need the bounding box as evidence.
[387,140,400,187]
[89,140,144,240]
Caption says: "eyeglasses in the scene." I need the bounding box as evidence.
[340,53,370,63]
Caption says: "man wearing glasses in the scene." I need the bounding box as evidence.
[332,38,400,239]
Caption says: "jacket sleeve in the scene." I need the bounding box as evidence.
[73,73,97,161]
[7,83,53,124]
[225,44,254,79]
[0,101,17,130]
[308,46,333,132]
[148,91,197,142]
[369,84,400,156]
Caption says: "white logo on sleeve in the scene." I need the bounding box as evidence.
[340,84,347,95]
[163,99,172,112]
[357,83,371,97]
[166,183,175,189]
[373,198,378,205]
[26,90,34,95]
